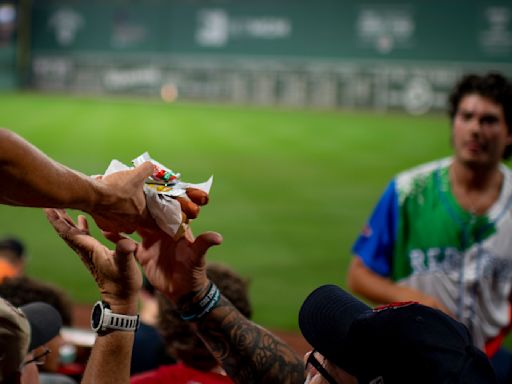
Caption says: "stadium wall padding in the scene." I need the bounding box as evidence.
[24,0,512,112]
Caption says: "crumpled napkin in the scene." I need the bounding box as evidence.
[104,152,213,238]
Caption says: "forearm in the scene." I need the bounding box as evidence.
[347,256,409,304]
[82,332,134,384]
[0,128,103,211]
[82,302,137,384]
[196,296,304,384]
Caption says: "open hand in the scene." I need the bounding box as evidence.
[45,208,142,312]
[104,227,222,304]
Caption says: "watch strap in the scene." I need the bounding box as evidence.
[102,310,140,332]
[92,301,140,334]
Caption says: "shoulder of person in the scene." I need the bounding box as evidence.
[499,162,512,174]
[395,157,451,195]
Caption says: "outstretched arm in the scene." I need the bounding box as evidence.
[195,295,304,384]
[0,128,157,233]
[0,129,211,233]
[133,231,304,384]
[0,128,105,209]
[45,209,141,384]
[348,256,452,315]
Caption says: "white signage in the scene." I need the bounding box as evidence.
[196,8,292,48]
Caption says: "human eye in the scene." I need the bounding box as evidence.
[458,111,473,121]
[480,114,499,127]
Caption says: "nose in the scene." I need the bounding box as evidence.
[467,116,483,136]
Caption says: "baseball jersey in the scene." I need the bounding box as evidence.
[352,158,512,352]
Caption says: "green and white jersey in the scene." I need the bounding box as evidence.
[353,158,512,351]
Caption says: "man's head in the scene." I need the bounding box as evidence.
[448,73,512,165]
[0,276,73,327]
[299,285,497,384]
[0,276,74,373]
[0,297,62,383]
[0,237,26,282]
[158,263,252,371]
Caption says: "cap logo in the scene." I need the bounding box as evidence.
[373,301,417,312]
[369,377,384,384]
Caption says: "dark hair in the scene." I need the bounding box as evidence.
[448,72,512,159]
[0,276,73,326]
[157,263,251,371]
[0,237,25,262]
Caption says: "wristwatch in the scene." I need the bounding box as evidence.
[91,301,139,334]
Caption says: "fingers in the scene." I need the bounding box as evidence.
[303,351,312,365]
[77,215,90,235]
[304,351,319,383]
[45,208,101,259]
[44,208,60,223]
[44,208,74,234]
[179,189,208,222]
[114,238,137,264]
[176,196,200,219]
[134,161,155,183]
[192,231,223,255]
[45,208,69,222]
[181,212,189,224]
[186,188,209,206]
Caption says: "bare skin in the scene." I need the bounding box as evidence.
[195,296,304,384]
[304,351,357,384]
[0,128,207,233]
[347,257,453,315]
[45,209,140,384]
[46,213,305,384]
[129,229,305,384]
[0,128,154,233]
[348,93,512,318]
[450,94,512,214]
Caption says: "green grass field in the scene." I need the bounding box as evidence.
[0,92,452,330]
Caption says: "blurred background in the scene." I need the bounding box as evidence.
[0,0,511,333]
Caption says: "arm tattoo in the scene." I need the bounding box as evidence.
[196,296,305,384]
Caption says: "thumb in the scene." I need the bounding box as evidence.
[76,215,90,234]
[192,231,223,256]
[133,161,154,183]
[114,238,137,263]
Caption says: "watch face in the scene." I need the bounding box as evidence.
[91,302,103,330]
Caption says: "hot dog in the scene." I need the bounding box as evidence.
[186,188,209,206]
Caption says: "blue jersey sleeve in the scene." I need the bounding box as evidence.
[351,180,398,277]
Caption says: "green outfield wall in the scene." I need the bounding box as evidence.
[0,2,18,89]
[24,0,512,112]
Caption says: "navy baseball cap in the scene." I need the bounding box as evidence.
[299,285,497,384]
[21,301,63,351]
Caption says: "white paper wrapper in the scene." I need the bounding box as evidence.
[103,153,213,238]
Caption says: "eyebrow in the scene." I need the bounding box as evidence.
[458,109,500,121]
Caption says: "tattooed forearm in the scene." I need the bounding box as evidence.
[196,296,304,384]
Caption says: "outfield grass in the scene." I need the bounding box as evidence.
[0,92,452,330]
